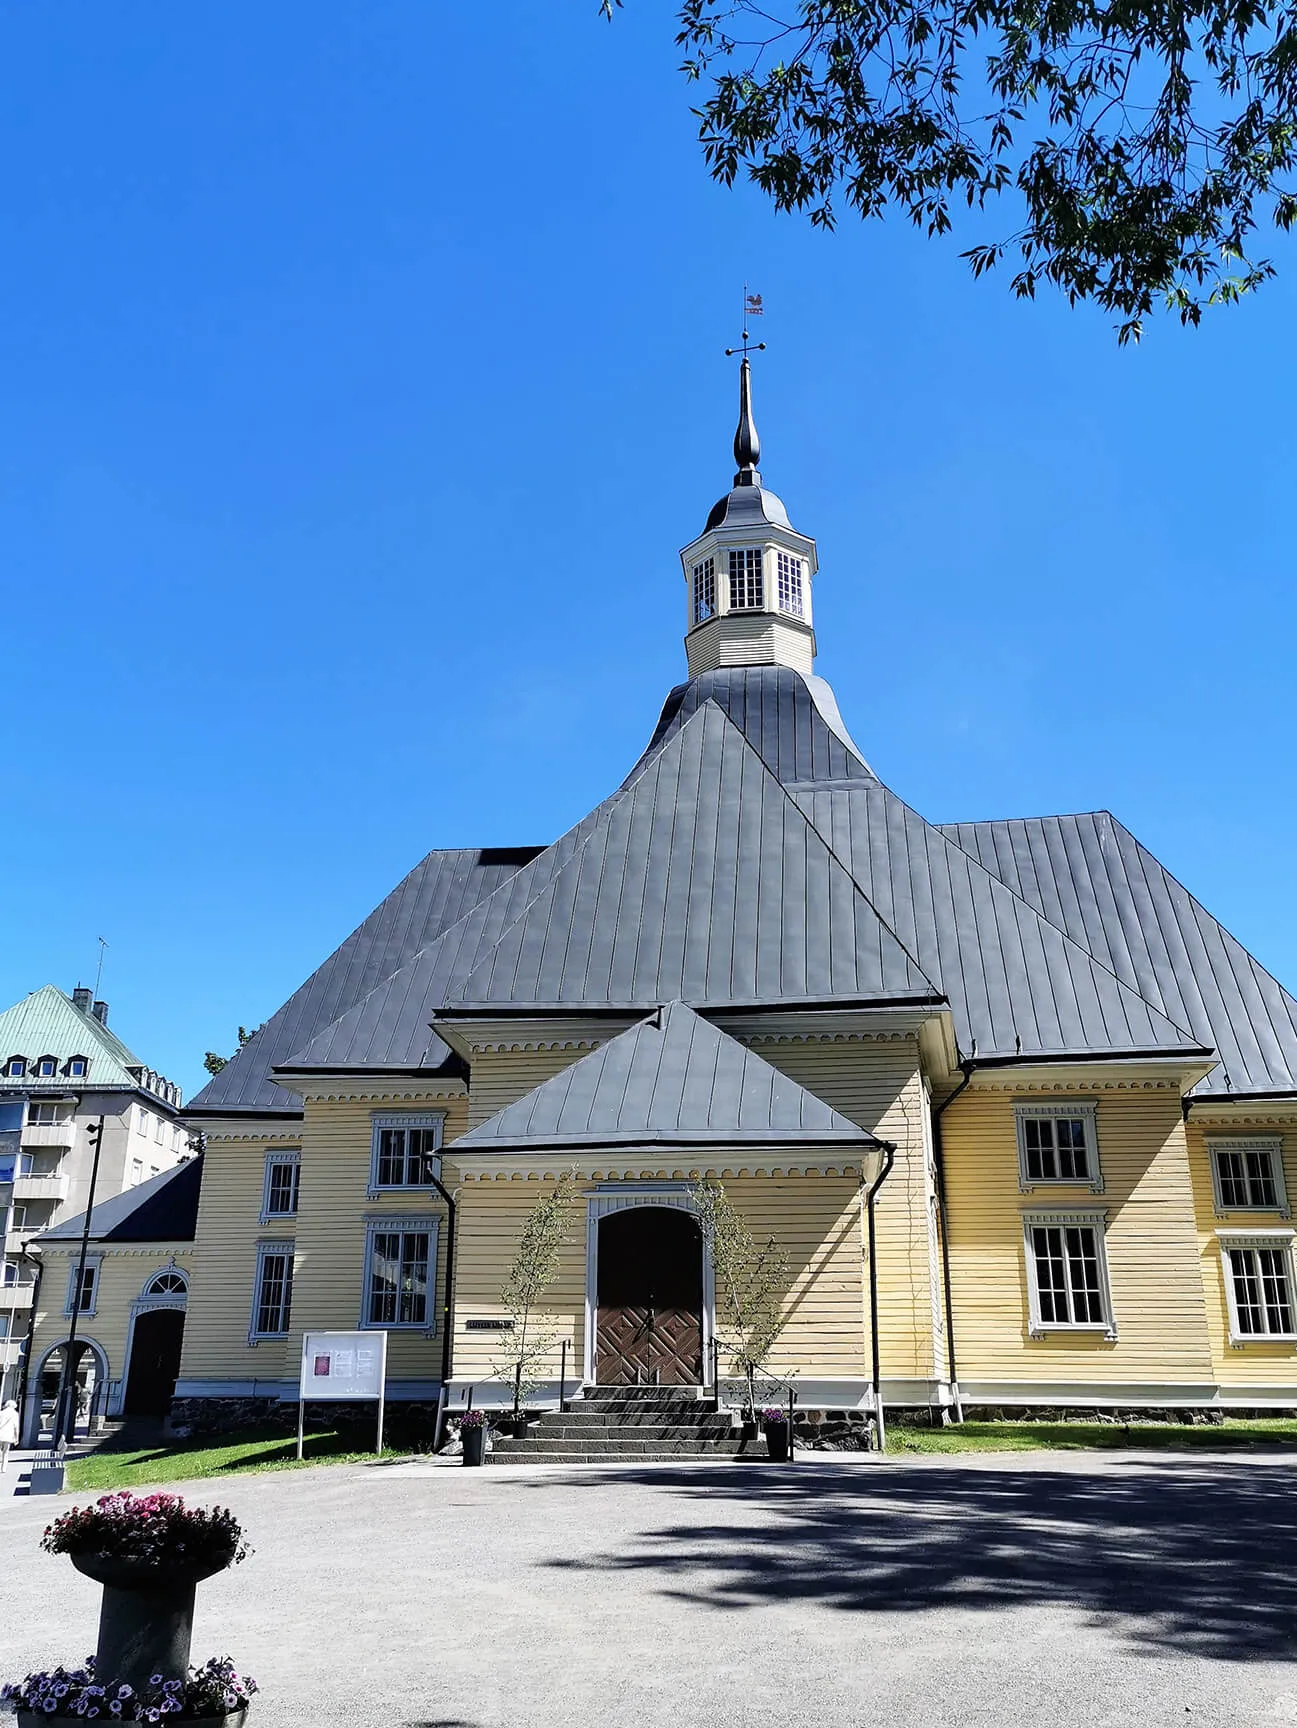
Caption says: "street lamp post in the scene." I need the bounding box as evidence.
[54,1115,105,1448]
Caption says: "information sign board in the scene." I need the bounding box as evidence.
[296,1330,388,1458]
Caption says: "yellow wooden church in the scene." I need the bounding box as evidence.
[25,362,1297,1450]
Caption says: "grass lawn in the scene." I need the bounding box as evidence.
[886,1418,1297,1454]
[65,1428,414,1492]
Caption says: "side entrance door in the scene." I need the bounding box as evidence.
[124,1309,186,1416]
[595,1207,703,1385]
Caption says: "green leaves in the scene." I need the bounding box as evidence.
[641,0,1297,332]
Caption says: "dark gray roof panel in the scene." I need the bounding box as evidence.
[186,848,542,1114]
[940,813,1297,1094]
[793,785,1206,1061]
[632,666,878,788]
[448,702,936,1009]
[37,1156,202,1244]
[454,1001,879,1150]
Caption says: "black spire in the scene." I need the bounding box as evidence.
[733,357,761,484]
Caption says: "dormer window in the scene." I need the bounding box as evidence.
[67,1058,87,1079]
[5,1058,25,1079]
[692,557,716,625]
[728,548,763,611]
[36,1057,57,1079]
[776,551,805,618]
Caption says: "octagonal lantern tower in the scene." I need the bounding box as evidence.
[679,356,818,678]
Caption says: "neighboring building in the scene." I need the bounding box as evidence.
[0,985,189,1404]
[22,1160,199,1441]
[32,365,1297,1439]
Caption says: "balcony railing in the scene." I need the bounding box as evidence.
[13,1171,70,1203]
[0,1281,36,1308]
[21,1121,76,1149]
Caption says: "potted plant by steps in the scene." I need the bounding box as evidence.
[3,1655,257,1726]
[459,1409,487,1466]
[3,1492,256,1723]
[761,1407,790,1462]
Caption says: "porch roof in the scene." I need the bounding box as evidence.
[451,1000,881,1152]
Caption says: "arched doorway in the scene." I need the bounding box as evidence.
[595,1207,703,1385]
[37,1340,107,1439]
[124,1309,186,1416]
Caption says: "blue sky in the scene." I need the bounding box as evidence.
[2,0,1294,1098]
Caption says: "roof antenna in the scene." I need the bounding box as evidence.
[93,936,108,1000]
[724,286,765,484]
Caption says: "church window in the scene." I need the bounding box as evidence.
[1209,1139,1288,1215]
[1022,1213,1114,1336]
[261,1149,301,1221]
[728,548,763,611]
[1014,1101,1101,1191]
[776,551,804,617]
[369,1114,443,1193]
[692,557,716,625]
[1220,1236,1297,1339]
[250,1242,294,1339]
[361,1217,438,1330]
[144,1269,187,1297]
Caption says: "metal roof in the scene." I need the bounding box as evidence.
[939,812,1297,1095]
[792,783,1204,1062]
[36,1156,202,1244]
[453,1000,880,1151]
[284,700,939,1068]
[0,986,151,1093]
[186,847,542,1114]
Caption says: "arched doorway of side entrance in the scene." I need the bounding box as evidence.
[124,1308,186,1416]
[595,1206,704,1385]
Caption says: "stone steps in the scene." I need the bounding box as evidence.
[508,1419,736,1442]
[487,1386,752,1464]
[491,1437,753,1463]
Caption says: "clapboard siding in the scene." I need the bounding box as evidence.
[31,1246,193,1388]
[943,1087,1213,1382]
[465,1046,595,1129]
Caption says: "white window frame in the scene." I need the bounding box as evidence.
[36,1058,56,1079]
[360,1214,439,1333]
[1218,1229,1297,1344]
[67,1057,87,1079]
[64,1254,103,1318]
[1208,1137,1289,1217]
[248,1240,295,1343]
[260,1148,302,1222]
[6,1059,25,1079]
[1014,1100,1102,1193]
[775,550,805,618]
[692,556,716,626]
[1022,1210,1116,1339]
[367,1114,444,1198]
[27,1102,64,1127]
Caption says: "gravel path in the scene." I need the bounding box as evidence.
[3,1451,1296,1727]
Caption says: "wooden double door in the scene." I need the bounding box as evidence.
[595,1207,703,1385]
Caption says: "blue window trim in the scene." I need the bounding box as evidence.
[64,1255,103,1318]
[359,1214,440,1334]
[367,1113,444,1199]
[248,1240,295,1344]
[259,1149,301,1224]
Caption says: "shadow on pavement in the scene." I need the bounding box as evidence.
[528,1458,1297,1661]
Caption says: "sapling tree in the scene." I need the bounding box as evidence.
[690,1180,791,1416]
[494,1169,578,1412]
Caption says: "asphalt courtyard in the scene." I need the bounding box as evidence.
[3,1451,1297,1727]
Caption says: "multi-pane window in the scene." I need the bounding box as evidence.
[1224,1242,1296,1338]
[1015,1103,1100,1190]
[251,1243,294,1339]
[27,1103,63,1126]
[144,1270,187,1296]
[1023,1214,1113,1335]
[728,547,764,610]
[1210,1140,1288,1215]
[137,1108,150,1138]
[65,1259,100,1316]
[692,557,716,625]
[261,1150,301,1220]
[369,1116,443,1192]
[363,1220,437,1329]
[775,551,804,618]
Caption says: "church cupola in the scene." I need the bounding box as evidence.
[679,355,818,678]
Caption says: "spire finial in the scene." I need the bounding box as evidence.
[725,286,766,487]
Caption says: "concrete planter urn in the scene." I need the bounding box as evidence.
[71,1549,239,1696]
[462,1424,487,1466]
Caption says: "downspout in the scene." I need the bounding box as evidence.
[16,1246,43,1446]
[426,1169,457,1451]
[863,1142,897,1452]
[931,1061,975,1423]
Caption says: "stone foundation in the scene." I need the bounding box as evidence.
[168,1396,444,1443]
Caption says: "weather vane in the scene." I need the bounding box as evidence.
[725,285,766,361]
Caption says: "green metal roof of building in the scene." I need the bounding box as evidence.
[0,985,180,1103]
